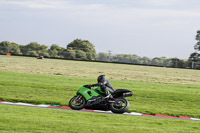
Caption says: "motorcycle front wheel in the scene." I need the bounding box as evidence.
[110,98,129,114]
[69,95,86,110]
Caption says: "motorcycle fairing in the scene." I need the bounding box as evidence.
[76,86,100,100]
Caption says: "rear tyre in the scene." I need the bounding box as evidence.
[110,98,129,114]
[69,95,86,110]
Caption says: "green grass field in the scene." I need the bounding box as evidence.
[1,104,200,133]
[0,55,200,132]
[0,70,200,118]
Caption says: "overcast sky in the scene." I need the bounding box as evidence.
[0,0,200,59]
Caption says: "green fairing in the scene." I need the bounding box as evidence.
[76,86,105,100]
[95,87,104,93]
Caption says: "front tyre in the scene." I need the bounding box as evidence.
[69,95,86,110]
[110,98,129,114]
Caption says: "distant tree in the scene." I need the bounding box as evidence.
[27,51,38,56]
[189,30,200,59]
[49,44,65,57]
[111,54,141,64]
[163,58,172,67]
[170,58,180,67]
[194,30,200,51]
[76,50,87,60]
[98,52,109,61]
[0,41,11,54]
[19,45,26,55]
[86,52,96,60]
[125,55,134,63]
[20,42,49,57]
[188,30,200,68]
[189,30,200,61]
[151,58,160,66]
[66,39,97,60]
[0,41,22,55]
[50,44,61,50]
[49,49,58,57]
[25,42,47,50]
[38,50,49,57]
[114,54,125,62]
[183,60,191,68]
[141,56,151,65]
[9,42,22,55]
[150,57,172,66]
[121,54,132,63]
[131,54,141,64]
[63,50,76,59]
[189,52,200,61]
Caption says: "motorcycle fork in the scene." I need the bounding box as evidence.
[75,95,83,102]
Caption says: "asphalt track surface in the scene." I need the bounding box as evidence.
[1,101,200,121]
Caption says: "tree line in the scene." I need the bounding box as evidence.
[0,39,97,60]
[0,39,193,68]
[98,53,191,68]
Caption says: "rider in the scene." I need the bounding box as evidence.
[85,75,114,106]
[96,75,114,98]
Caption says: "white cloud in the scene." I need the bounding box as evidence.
[130,8,200,18]
[147,0,181,6]
[1,0,199,27]
[0,0,106,9]
[1,0,199,18]
[0,0,68,9]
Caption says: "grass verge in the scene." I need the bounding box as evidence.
[0,104,200,133]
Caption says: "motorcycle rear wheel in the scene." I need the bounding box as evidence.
[110,98,129,114]
[69,95,86,110]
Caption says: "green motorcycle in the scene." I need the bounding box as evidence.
[69,86,132,114]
